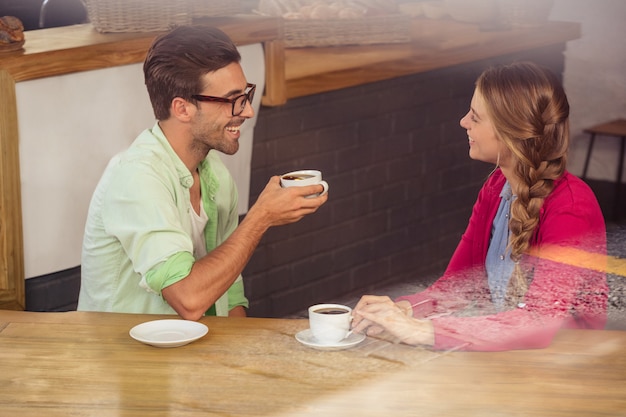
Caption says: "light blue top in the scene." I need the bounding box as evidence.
[485,181,516,310]
[78,122,248,316]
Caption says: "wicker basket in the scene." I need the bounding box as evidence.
[83,0,191,33]
[188,0,243,18]
[498,0,554,28]
[283,14,411,48]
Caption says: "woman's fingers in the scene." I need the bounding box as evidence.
[352,295,394,330]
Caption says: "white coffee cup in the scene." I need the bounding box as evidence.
[280,169,329,197]
[308,303,352,344]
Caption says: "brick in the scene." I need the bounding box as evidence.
[243,244,269,275]
[372,229,412,259]
[330,193,372,224]
[392,106,429,133]
[387,154,424,183]
[357,114,394,143]
[336,141,375,172]
[243,266,292,298]
[351,257,390,289]
[331,240,372,273]
[353,163,388,192]
[316,124,359,153]
[371,182,409,211]
[372,132,413,161]
[290,252,335,287]
[312,272,353,301]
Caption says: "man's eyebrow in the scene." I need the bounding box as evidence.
[201,85,245,98]
[223,87,245,97]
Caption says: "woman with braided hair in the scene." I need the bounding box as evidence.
[352,61,608,351]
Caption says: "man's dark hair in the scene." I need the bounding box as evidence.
[143,25,241,120]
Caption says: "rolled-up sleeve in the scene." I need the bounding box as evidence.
[142,251,195,295]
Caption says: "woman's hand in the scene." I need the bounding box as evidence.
[352,295,435,346]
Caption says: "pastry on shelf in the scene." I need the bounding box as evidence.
[0,16,25,52]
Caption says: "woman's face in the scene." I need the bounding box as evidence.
[460,89,504,165]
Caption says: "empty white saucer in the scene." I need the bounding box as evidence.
[130,319,208,348]
[295,328,366,351]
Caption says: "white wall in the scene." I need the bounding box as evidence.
[551,0,626,181]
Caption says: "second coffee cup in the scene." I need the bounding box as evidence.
[308,303,352,344]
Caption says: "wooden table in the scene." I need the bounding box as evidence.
[1,310,625,416]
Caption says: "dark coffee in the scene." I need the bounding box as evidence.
[314,308,349,315]
[282,174,315,181]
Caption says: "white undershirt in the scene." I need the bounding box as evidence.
[190,200,209,260]
[188,199,229,316]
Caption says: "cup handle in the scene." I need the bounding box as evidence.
[319,180,329,196]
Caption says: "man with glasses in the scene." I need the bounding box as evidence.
[78,26,328,319]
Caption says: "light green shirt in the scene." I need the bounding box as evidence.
[78,122,248,316]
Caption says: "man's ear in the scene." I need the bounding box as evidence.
[170,97,194,121]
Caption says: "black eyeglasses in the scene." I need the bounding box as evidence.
[191,83,256,116]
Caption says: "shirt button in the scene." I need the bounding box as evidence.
[500,255,505,260]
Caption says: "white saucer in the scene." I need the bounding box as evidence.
[129,319,208,348]
[295,329,366,351]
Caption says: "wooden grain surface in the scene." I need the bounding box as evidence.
[0,70,25,311]
[1,310,624,416]
[284,19,581,100]
[0,16,581,102]
[0,16,281,83]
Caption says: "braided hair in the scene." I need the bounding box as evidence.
[476,61,570,306]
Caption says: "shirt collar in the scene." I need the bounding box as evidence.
[500,181,514,200]
[151,122,194,189]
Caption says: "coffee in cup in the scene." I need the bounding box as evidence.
[281,173,316,181]
[280,169,329,197]
[308,303,352,344]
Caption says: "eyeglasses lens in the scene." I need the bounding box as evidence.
[234,86,255,116]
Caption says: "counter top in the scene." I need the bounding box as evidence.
[284,18,581,100]
[0,15,281,82]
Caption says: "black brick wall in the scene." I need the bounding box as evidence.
[243,44,567,317]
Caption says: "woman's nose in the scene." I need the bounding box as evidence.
[460,112,470,129]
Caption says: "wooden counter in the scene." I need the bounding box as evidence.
[0,15,282,88]
[0,16,581,311]
[284,18,581,100]
[1,16,582,106]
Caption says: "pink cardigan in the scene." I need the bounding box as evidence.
[398,169,608,351]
